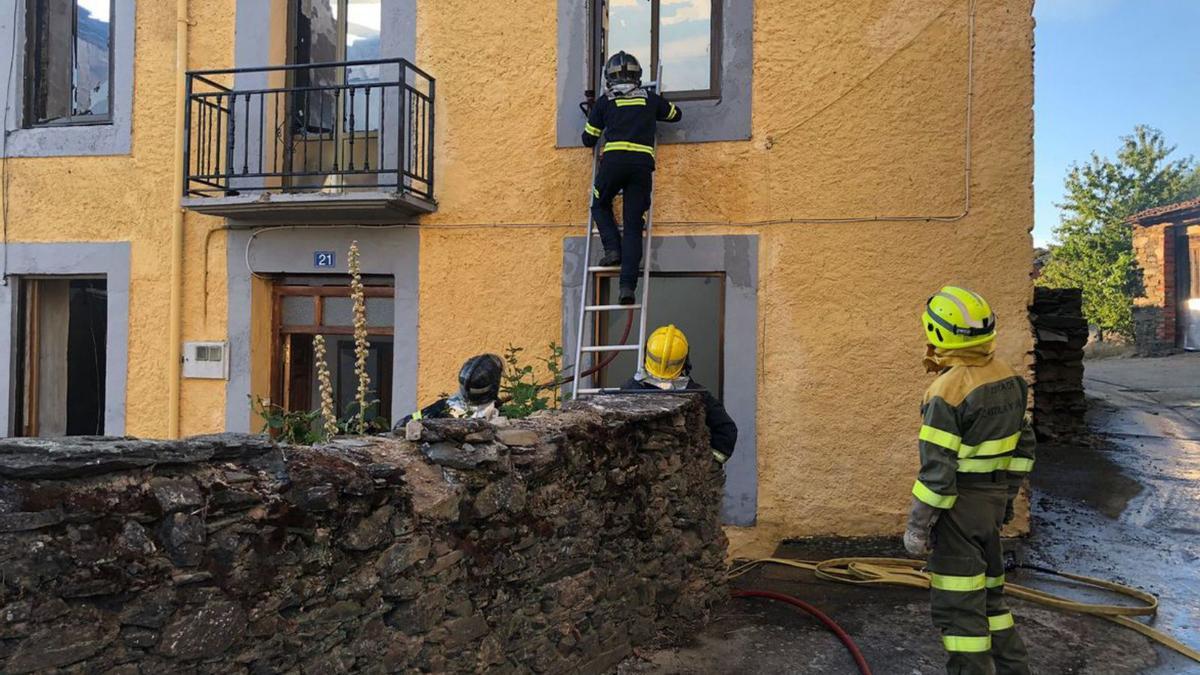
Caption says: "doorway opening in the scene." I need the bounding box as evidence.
[13,277,108,437]
[271,276,394,428]
[591,272,724,394]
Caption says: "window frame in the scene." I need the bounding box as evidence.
[23,0,117,128]
[591,270,726,397]
[589,0,722,102]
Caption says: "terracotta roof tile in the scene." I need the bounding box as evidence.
[1127,197,1200,224]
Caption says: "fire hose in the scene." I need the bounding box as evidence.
[729,557,1200,670]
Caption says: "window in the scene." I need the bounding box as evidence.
[271,278,394,427]
[592,0,721,100]
[287,0,383,189]
[591,272,724,395]
[290,0,382,133]
[14,278,108,436]
[24,0,114,126]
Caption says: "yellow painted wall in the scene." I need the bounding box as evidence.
[6,0,1034,552]
[415,0,1035,554]
[1,1,236,438]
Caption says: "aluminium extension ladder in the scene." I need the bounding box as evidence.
[570,75,662,399]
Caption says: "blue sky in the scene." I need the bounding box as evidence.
[1034,0,1200,246]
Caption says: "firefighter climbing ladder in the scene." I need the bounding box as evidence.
[570,73,662,399]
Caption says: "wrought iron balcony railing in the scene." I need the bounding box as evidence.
[183,58,435,215]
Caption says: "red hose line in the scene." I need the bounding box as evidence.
[733,590,874,675]
[543,307,636,391]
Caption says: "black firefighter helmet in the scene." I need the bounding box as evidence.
[604,51,642,88]
[458,354,504,405]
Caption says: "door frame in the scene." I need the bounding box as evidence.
[0,243,129,437]
[591,270,726,395]
[561,234,759,526]
[269,280,395,414]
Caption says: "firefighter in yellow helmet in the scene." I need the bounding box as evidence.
[906,286,1036,675]
[622,325,738,464]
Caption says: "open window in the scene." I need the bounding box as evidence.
[285,0,383,190]
[591,272,725,395]
[13,278,108,437]
[24,0,114,126]
[590,0,721,100]
[271,277,394,426]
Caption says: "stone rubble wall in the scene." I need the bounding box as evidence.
[0,395,727,674]
[1030,287,1087,441]
[1132,222,1180,355]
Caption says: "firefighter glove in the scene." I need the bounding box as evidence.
[904,496,940,557]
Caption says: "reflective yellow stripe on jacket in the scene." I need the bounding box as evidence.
[615,97,647,107]
[603,141,655,156]
[959,431,1020,458]
[920,425,962,453]
[958,456,1037,473]
[584,123,602,137]
[912,480,957,509]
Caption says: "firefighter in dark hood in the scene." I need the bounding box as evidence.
[582,51,683,305]
[395,354,504,428]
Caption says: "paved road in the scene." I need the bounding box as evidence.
[620,355,1200,673]
[1025,352,1200,674]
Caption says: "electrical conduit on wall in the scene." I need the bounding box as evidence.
[168,0,189,438]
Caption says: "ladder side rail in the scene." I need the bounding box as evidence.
[634,65,665,380]
[571,143,603,399]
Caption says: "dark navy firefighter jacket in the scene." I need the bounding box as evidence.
[582,89,682,169]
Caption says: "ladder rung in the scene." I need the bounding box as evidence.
[585,304,641,312]
[576,388,622,395]
[587,266,648,273]
[581,344,639,353]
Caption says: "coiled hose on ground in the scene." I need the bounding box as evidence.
[729,557,1200,672]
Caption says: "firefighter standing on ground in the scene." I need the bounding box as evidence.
[583,51,682,305]
[904,287,1036,675]
[623,325,737,465]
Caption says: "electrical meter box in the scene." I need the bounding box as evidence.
[183,341,230,380]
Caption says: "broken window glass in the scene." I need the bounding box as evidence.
[292,0,381,133]
[26,0,113,125]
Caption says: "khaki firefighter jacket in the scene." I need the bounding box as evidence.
[913,344,1036,509]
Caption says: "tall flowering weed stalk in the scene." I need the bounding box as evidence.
[312,334,338,441]
[348,241,372,434]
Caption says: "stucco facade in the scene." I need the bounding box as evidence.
[0,0,1034,554]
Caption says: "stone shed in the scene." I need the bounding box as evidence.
[1129,197,1200,354]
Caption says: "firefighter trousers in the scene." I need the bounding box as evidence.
[591,158,653,289]
[928,478,1031,675]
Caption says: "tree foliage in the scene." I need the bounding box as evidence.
[1038,126,1194,339]
[1180,167,1200,201]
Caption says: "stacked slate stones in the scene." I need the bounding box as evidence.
[0,395,728,674]
[1030,287,1088,441]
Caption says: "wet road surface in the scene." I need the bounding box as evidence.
[620,353,1200,674]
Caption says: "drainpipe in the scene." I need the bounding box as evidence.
[168,0,190,438]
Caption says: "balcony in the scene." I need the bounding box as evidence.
[182,59,435,224]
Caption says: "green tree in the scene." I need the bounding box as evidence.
[1039,126,1194,339]
[1179,168,1200,201]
